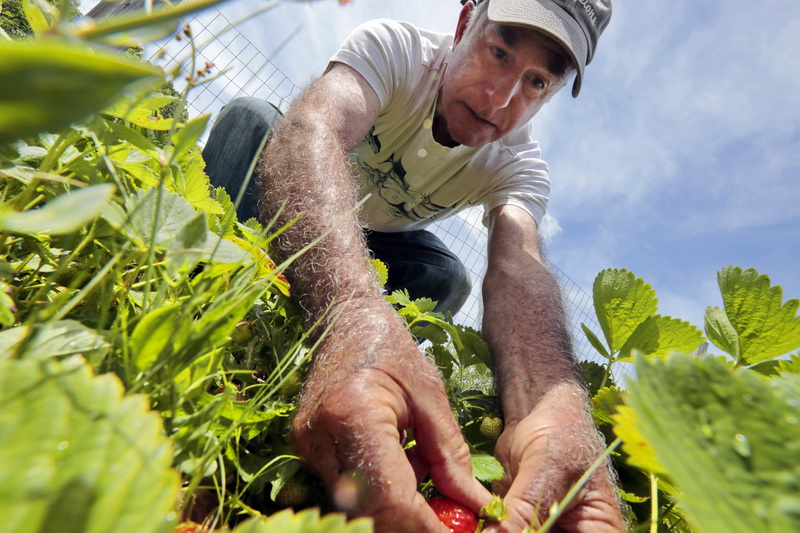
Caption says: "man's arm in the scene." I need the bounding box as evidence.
[481,205,624,532]
[256,63,490,532]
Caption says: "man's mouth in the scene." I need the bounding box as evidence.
[464,103,494,128]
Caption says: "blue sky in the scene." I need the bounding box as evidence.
[82,0,800,342]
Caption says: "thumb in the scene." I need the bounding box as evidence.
[408,376,492,512]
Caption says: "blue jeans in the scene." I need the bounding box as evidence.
[202,97,472,316]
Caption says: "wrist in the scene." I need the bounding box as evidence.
[500,379,589,427]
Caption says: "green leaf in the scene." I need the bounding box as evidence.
[612,404,667,476]
[386,289,413,308]
[620,354,800,533]
[122,188,200,246]
[0,281,15,328]
[0,184,115,235]
[103,96,176,131]
[268,459,301,502]
[591,386,625,426]
[0,39,161,144]
[616,315,705,362]
[714,266,800,365]
[370,258,388,287]
[414,322,450,345]
[231,508,373,533]
[0,320,111,367]
[129,303,183,374]
[429,343,455,379]
[455,325,493,368]
[471,453,504,483]
[581,323,610,359]
[171,114,209,156]
[777,353,800,375]
[704,305,741,361]
[22,0,56,35]
[0,356,179,533]
[68,0,235,47]
[105,120,160,158]
[175,151,224,215]
[592,269,658,354]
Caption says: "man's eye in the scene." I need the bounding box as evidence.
[529,76,546,90]
[491,46,508,61]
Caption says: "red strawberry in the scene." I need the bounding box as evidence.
[174,522,203,533]
[428,497,478,533]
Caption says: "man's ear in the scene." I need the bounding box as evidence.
[453,1,475,45]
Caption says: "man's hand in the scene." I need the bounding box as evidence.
[290,309,491,532]
[483,384,625,532]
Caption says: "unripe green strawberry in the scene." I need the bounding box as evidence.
[231,321,256,346]
[275,476,310,507]
[479,415,503,440]
[279,372,303,396]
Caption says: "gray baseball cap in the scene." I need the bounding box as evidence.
[465,0,612,97]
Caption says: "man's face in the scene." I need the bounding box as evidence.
[434,7,572,148]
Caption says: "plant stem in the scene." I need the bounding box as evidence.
[650,473,658,533]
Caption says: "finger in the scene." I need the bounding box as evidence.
[555,496,627,533]
[334,383,453,532]
[293,371,451,532]
[490,427,516,496]
[406,369,492,511]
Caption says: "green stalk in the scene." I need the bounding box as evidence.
[598,351,615,390]
[52,246,127,320]
[71,0,240,40]
[650,473,658,533]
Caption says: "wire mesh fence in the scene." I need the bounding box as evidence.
[150,7,629,380]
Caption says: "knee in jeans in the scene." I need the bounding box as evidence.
[450,261,472,296]
[218,97,282,130]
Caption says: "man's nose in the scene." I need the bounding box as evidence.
[484,73,519,110]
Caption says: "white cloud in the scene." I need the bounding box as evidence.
[538,213,563,244]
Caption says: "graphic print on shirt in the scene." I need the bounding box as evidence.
[358,127,449,222]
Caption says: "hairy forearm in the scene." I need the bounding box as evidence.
[482,207,587,424]
[256,91,385,327]
[482,256,586,420]
[254,80,420,405]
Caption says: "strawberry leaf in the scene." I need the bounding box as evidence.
[581,323,610,359]
[0,356,179,533]
[592,269,658,354]
[0,183,115,236]
[704,305,741,361]
[470,453,504,483]
[712,266,800,366]
[231,507,372,533]
[0,320,111,366]
[616,315,705,362]
[592,386,625,427]
[0,39,161,143]
[620,354,800,533]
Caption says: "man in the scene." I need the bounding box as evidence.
[203,0,623,531]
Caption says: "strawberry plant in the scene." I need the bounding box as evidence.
[580,267,800,532]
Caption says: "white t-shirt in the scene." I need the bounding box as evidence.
[331,19,551,232]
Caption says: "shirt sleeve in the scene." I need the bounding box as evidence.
[329,19,422,110]
[478,130,551,228]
